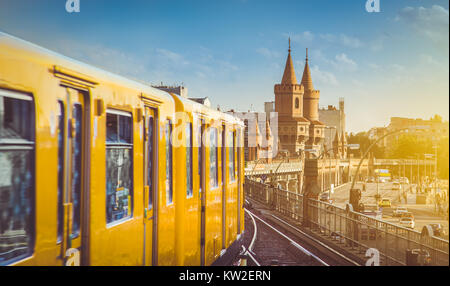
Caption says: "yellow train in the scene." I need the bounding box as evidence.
[0,32,245,266]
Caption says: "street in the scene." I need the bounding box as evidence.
[330,181,449,240]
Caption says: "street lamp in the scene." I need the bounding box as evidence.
[308,143,359,199]
[349,127,428,208]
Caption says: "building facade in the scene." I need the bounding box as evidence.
[318,98,347,158]
[275,43,325,157]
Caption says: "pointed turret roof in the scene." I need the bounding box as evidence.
[333,130,341,144]
[281,38,298,85]
[301,48,314,90]
[341,130,347,143]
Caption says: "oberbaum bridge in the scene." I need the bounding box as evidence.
[237,43,448,266]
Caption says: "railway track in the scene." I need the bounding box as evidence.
[237,198,361,266]
[242,208,328,266]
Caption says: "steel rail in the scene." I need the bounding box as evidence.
[269,214,361,266]
[246,209,330,266]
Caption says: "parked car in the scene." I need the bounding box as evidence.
[399,217,415,229]
[400,177,410,184]
[366,177,375,183]
[401,212,414,219]
[393,206,408,217]
[378,198,391,208]
[392,182,401,190]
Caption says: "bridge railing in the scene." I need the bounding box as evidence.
[307,199,449,266]
[244,177,449,266]
[245,178,304,221]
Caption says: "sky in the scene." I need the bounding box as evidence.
[0,0,448,133]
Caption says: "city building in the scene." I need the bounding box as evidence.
[153,85,188,98]
[274,42,325,157]
[226,110,274,162]
[318,98,347,158]
[188,97,211,107]
[370,116,449,150]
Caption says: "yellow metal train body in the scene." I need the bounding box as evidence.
[0,32,245,266]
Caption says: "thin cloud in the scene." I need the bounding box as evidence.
[334,53,358,71]
[310,65,339,86]
[396,5,449,51]
[286,31,314,45]
[256,47,281,59]
[319,33,363,48]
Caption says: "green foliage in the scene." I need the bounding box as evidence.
[388,134,448,180]
[347,132,384,158]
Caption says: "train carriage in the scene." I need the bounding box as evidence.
[0,31,244,266]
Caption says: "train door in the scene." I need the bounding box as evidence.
[199,119,206,265]
[144,107,157,265]
[221,125,226,249]
[60,88,89,266]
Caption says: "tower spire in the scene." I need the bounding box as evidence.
[281,38,297,85]
[301,47,313,90]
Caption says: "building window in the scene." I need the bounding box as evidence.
[106,110,133,224]
[165,120,173,205]
[186,123,193,198]
[295,98,299,109]
[210,127,218,188]
[228,131,236,182]
[0,90,35,265]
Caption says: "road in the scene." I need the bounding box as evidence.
[329,181,449,240]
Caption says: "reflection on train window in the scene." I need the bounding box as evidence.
[228,131,236,182]
[106,110,133,224]
[209,127,218,188]
[57,101,64,242]
[165,120,173,205]
[71,104,82,236]
[147,116,154,209]
[197,120,203,195]
[0,91,34,265]
[186,123,193,198]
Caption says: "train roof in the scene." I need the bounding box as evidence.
[172,94,244,126]
[0,31,173,104]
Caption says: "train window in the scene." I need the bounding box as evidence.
[228,131,236,182]
[186,123,193,198]
[71,104,82,236]
[197,120,203,195]
[57,101,64,243]
[209,127,218,188]
[165,120,173,205]
[147,116,154,209]
[0,90,35,265]
[106,110,133,225]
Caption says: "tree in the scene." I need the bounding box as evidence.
[347,132,385,158]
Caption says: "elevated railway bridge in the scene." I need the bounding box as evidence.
[245,158,437,193]
[243,177,449,266]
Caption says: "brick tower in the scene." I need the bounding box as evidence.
[300,48,325,156]
[274,39,311,156]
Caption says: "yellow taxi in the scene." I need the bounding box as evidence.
[378,198,392,208]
